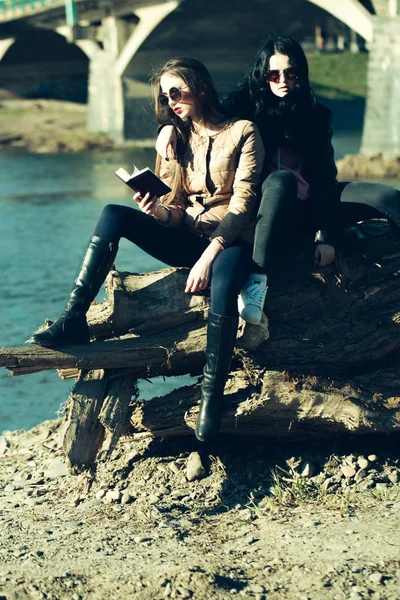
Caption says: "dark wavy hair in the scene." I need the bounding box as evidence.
[224,35,315,146]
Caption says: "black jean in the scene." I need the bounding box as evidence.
[93,204,252,316]
[252,171,400,271]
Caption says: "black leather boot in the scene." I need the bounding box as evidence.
[195,312,238,442]
[28,236,118,347]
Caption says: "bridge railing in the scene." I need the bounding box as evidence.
[0,0,65,20]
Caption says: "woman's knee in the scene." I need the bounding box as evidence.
[373,186,400,213]
[95,204,135,240]
[99,204,129,222]
[261,170,298,196]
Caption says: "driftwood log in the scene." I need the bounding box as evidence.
[1,221,400,470]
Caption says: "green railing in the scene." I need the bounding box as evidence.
[0,0,65,19]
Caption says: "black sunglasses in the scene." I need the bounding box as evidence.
[159,86,189,107]
[266,68,298,83]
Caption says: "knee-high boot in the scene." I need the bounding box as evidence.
[28,236,118,347]
[195,312,238,442]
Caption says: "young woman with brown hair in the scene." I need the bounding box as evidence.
[29,57,265,442]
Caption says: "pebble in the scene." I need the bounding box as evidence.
[171,488,191,499]
[159,486,170,495]
[375,483,388,491]
[176,587,191,599]
[361,480,375,490]
[355,469,367,483]
[341,465,356,479]
[148,494,160,505]
[44,457,69,479]
[239,509,254,522]
[95,489,106,499]
[322,477,336,490]
[0,436,9,455]
[351,566,362,573]
[105,489,121,503]
[164,582,172,597]
[169,462,181,475]
[178,519,192,528]
[369,572,384,584]
[388,471,399,484]
[300,461,316,478]
[121,492,132,505]
[248,583,264,594]
[357,457,369,470]
[25,498,41,506]
[368,454,378,462]
[78,499,102,510]
[186,452,206,482]
[133,536,152,544]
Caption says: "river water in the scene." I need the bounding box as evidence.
[0,131,397,434]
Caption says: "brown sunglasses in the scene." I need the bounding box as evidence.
[159,86,189,106]
[266,68,298,83]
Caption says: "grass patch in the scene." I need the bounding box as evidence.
[306,52,368,100]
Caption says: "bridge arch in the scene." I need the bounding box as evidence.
[308,0,373,41]
[0,28,88,101]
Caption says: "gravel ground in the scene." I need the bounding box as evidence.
[0,419,399,600]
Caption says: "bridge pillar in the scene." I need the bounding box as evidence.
[76,29,125,144]
[0,38,15,61]
[74,1,178,143]
[361,15,400,155]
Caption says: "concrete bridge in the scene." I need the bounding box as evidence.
[0,0,399,154]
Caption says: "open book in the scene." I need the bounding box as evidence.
[115,164,171,198]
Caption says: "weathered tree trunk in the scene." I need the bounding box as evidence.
[1,221,400,469]
[61,369,108,471]
[130,368,400,439]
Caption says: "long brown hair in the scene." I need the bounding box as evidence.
[150,57,224,204]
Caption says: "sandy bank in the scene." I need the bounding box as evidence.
[337,154,400,180]
[0,100,124,154]
[0,418,400,599]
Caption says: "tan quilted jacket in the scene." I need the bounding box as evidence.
[158,119,265,247]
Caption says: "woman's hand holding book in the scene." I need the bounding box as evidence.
[133,191,169,222]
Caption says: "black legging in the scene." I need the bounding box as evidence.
[252,171,400,271]
[93,204,252,316]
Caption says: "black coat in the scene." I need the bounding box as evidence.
[255,101,339,245]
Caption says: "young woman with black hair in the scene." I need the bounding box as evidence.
[157,35,400,324]
[29,57,265,442]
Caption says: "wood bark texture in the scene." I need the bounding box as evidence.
[1,222,399,458]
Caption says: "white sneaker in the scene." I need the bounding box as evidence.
[238,274,268,325]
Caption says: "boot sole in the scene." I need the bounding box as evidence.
[26,337,89,348]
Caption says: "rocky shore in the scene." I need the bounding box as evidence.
[0,419,399,599]
[336,154,400,180]
[0,99,115,154]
